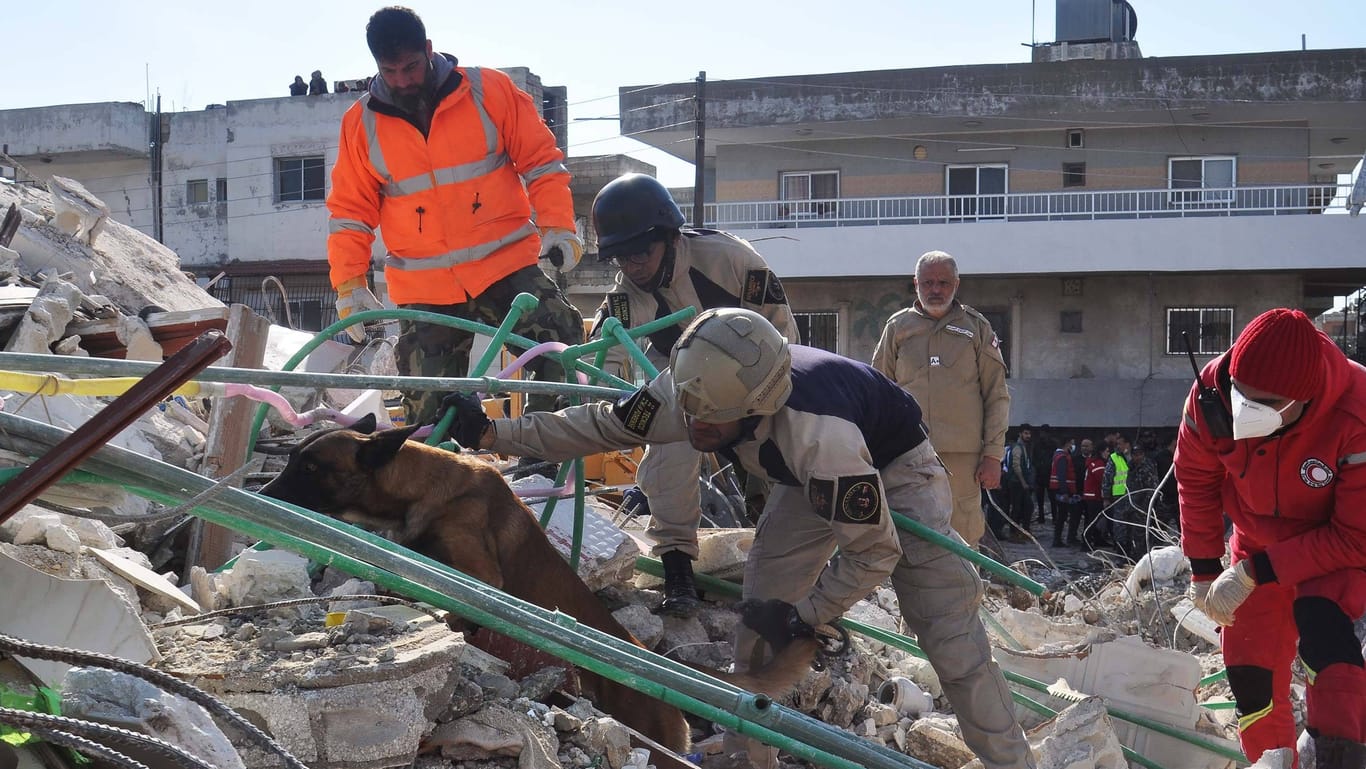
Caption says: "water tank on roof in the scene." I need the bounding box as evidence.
[1056,0,1138,44]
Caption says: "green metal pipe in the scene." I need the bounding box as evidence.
[0,416,931,769]
[0,353,629,399]
[1199,668,1228,687]
[471,293,541,382]
[890,512,1046,596]
[598,317,659,379]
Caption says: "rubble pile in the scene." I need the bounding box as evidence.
[0,174,1323,769]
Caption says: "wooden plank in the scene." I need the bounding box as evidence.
[188,303,269,573]
[69,307,231,359]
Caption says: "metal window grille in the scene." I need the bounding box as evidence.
[1166,307,1234,355]
[276,157,326,202]
[795,311,838,352]
[209,272,342,334]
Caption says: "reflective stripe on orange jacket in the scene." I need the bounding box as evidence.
[326,64,573,305]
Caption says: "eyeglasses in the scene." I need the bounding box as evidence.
[611,251,654,266]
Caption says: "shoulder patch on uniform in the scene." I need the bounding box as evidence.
[944,324,974,339]
[743,270,767,304]
[1300,458,1334,488]
[808,478,835,520]
[834,474,883,525]
[743,269,788,305]
[612,389,661,437]
[607,293,631,327]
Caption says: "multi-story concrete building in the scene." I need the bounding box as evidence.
[617,31,1366,430]
[0,68,571,331]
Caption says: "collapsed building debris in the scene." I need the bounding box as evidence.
[0,173,1350,769]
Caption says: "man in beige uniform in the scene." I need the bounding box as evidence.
[872,251,1009,548]
[589,173,799,616]
[445,308,1034,769]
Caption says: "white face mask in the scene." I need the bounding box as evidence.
[1230,384,1297,440]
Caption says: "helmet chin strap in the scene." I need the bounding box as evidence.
[641,239,677,293]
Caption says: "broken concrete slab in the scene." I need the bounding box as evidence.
[425,702,561,769]
[903,715,976,769]
[997,635,1236,769]
[154,604,467,769]
[47,176,109,246]
[88,546,200,615]
[3,276,83,353]
[993,606,1116,651]
[0,175,221,315]
[634,528,753,590]
[1021,695,1124,769]
[217,547,313,608]
[524,494,640,592]
[60,667,245,769]
[0,548,158,686]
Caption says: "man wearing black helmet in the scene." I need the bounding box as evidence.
[589,173,799,617]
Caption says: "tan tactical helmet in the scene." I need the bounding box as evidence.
[669,308,792,422]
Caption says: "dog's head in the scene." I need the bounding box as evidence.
[258,413,420,518]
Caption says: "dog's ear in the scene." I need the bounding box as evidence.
[349,413,378,434]
[356,424,421,470]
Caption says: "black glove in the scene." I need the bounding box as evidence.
[439,391,491,449]
[738,598,814,652]
[621,486,651,517]
[543,245,564,268]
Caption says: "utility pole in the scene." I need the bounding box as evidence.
[693,71,706,229]
[151,93,164,243]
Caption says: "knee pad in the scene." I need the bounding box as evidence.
[1227,665,1274,717]
[1294,596,1366,677]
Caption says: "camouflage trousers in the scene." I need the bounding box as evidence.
[395,266,584,426]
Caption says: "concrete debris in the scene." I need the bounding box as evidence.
[215,548,314,609]
[0,176,1272,769]
[0,546,158,686]
[46,176,110,246]
[61,667,246,769]
[0,172,221,314]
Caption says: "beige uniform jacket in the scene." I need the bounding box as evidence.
[489,345,936,626]
[590,229,799,373]
[871,301,1009,459]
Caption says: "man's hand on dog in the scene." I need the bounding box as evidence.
[739,598,815,652]
[439,392,493,450]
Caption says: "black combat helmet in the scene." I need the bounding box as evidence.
[591,173,685,261]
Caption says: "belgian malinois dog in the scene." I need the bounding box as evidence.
[259,414,818,752]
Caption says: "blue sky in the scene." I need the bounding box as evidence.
[4,1,1364,186]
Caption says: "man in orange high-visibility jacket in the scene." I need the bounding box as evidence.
[328,6,584,428]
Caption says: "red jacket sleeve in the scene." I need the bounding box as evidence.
[485,69,574,232]
[1175,383,1230,574]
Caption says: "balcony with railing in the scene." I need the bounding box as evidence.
[682,183,1349,229]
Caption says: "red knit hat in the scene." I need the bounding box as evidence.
[1229,308,1325,401]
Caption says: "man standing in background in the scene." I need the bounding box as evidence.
[326,6,585,432]
[873,250,1010,548]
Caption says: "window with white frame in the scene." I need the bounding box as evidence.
[780,170,839,218]
[946,164,1008,219]
[1166,307,1234,355]
[276,156,326,202]
[1169,156,1236,205]
[795,311,838,353]
[186,179,209,205]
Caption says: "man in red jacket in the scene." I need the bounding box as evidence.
[1176,308,1366,768]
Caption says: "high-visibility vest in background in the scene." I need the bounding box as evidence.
[1110,452,1130,496]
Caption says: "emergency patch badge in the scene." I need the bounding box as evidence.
[808,478,835,519]
[613,389,661,437]
[1299,458,1334,488]
[743,270,788,305]
[835,474,882,525]
[607,293,631,326]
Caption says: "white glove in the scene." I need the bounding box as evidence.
[1187,579,1212,615]
[335,276,383,344]
[1204,560,1257,627]
[538,227,583,273]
